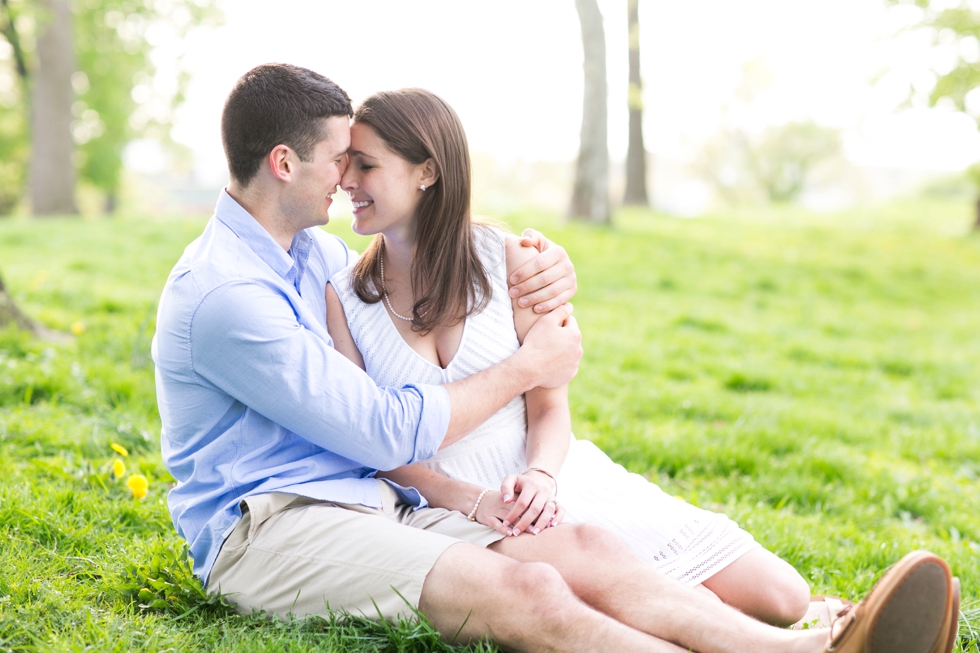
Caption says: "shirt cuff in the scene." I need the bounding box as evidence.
[408,383,450,463]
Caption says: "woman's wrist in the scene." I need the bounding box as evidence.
[467,488,492,521]
[522,467,558,495]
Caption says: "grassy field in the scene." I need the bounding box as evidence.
[0,197,978,651]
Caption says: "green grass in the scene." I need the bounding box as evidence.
[0,197,978,651]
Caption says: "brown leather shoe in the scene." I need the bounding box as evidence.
[827,551,952,653]
[937,578,960,653]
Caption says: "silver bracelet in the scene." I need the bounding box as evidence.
[523,467,558,496]
[467,488,492,521]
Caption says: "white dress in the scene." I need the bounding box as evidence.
[330,227,759,586]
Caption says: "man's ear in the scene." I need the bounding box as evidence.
[419,158,439,189]
[268,144,294,182]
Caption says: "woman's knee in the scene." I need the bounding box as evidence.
[768,565,811,625]
[703,549,811,625]
[562,523,634,560]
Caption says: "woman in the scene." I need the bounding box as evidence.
[325,88,814,626]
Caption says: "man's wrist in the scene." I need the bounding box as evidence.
[505,348,540,393]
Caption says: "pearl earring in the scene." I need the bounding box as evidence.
[420,184,426,191]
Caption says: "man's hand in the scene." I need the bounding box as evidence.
[508,229,577,313]
[519,303,582,388]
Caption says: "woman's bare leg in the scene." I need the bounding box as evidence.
[701,547,811,625]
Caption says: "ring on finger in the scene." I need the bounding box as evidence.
[545,499,558,508]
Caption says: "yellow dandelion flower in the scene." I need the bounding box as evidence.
[110,443,129,457]
[112,459,126,478]
[71,322,86,335]
[126,474,149,499]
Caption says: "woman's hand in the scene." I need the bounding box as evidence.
[496,472,565,536]
[474,486,565,537]
[473,491,516,536]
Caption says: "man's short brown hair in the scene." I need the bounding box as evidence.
[221,63,353,186]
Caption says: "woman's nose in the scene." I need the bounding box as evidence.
[340,168,357,190]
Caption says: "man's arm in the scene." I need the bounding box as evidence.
[508,229,577,313]
[441,303,580,447]
[191,281,449,471]
[325,278,581,454]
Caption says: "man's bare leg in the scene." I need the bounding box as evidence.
[420,542,689,652]
[491,524,829,653]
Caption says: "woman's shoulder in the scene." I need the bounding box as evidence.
[470,222,537,279]
[471,222,511,270]
[328,261,356,289]
[328,260,363,306]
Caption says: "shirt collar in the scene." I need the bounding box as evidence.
[215,190,313,292]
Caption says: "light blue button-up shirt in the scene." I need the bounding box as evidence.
[152,191,451,582]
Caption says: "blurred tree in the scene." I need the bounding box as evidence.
[0,0,221,216]
[623,0,648,207]
[570,0,610,224]
[0,0,30,214]
[890,0,980,228]
[749,122,841,203]
[700,121,841,204]
[0,269,35,332]
[0,89,27,215]
[31,0,77,215]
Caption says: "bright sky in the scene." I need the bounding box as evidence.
[137,0,980,186]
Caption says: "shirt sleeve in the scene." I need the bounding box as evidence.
[188,279,449,470]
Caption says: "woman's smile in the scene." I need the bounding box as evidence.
[350,198,374,213]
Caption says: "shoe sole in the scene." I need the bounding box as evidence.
[941,578,961,653]
[868,555,950,653]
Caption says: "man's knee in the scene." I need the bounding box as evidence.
[502,561,581,630]
[514,560,571,597]
[421,545,574,628]
[423,547,579,647]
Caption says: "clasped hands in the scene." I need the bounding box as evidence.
[474,470,564,537]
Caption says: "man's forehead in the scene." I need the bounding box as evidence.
[320,116,351,155]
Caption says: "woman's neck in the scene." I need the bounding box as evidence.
[380,229,416,290]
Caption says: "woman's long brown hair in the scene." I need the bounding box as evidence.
[349,88,491,334]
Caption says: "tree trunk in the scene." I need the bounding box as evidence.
[0,271,36,333]
[569,0,610,224]
[30,0,77,217]
[623,0,649,207]
[975,195,980,231]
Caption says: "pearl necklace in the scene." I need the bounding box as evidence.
[380,251,424,322]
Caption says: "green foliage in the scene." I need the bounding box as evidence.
[888,2,980,193]
[924,4,980,115]
[0,201,979,650]
[700,121,842,204]
[119,538,235,615]
[70,0,222,198]
[0,0,28,215]
[0,0,222,214]
[0,102,26,215]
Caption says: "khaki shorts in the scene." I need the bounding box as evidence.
[207,480,504,620]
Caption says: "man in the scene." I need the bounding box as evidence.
[153,63,955,653]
